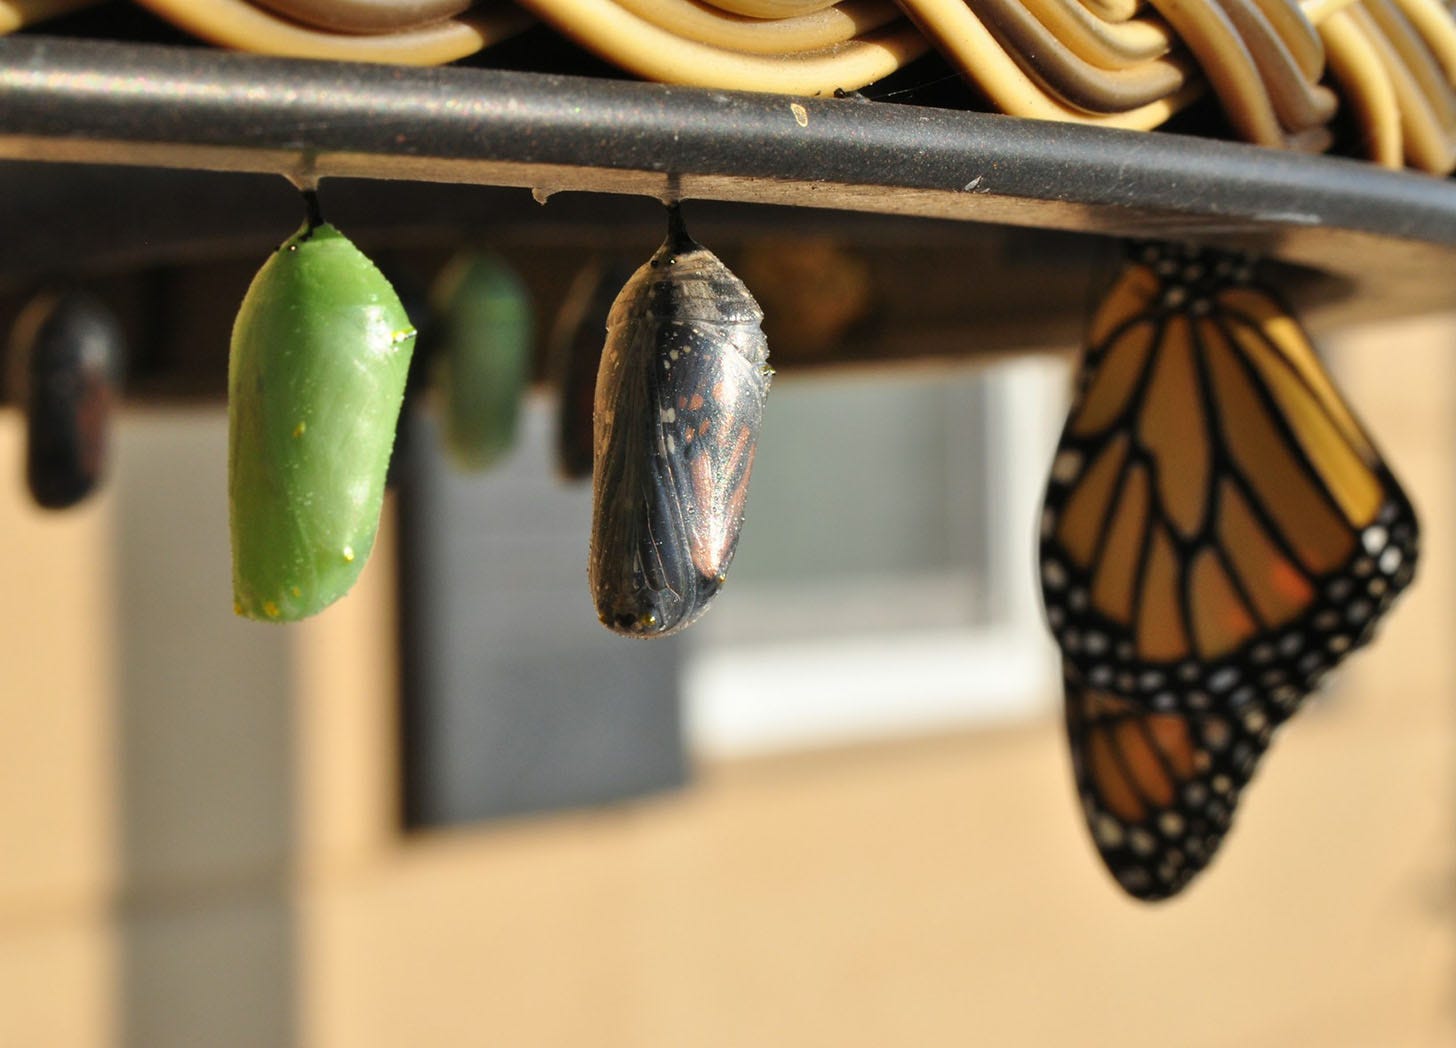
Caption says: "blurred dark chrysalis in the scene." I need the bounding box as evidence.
[549,257,637,481]
[8,292,125,510]
[589,206,772,637]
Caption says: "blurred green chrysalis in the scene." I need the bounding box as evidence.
[228,200,416,622]
[430,249,532,471]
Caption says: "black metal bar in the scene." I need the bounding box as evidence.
[0,38,1451,229]
[2,34,1456,308]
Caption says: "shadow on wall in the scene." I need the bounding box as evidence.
[113,411,296,1048]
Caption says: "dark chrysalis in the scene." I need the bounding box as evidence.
[548,258,636,481]
[229,192,417,622]
[429,249,533,472]
[589,206,772,637]
[8,291,125,510]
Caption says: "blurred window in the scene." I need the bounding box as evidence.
[684,356,1070,756]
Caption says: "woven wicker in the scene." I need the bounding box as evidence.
[8,0,1456,172]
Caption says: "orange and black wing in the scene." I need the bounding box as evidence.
[1064,660,1276,900]
[1040,243,1418,720]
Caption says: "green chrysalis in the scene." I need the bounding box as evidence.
[429,250,533,471]
[228,213,416,622]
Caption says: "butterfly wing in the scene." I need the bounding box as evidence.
[1043,243,1418,898]
[1040,245,1418,716]
[1065,660,1275,901]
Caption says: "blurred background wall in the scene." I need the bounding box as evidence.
[0,311,1451,1048]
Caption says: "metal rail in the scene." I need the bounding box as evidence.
[2,34,1456,316]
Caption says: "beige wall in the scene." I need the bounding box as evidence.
[302,316,1456,1048]
[2,316,1454,1047]
[0,412,117,1048]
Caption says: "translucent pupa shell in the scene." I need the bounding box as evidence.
[589,208,772,637]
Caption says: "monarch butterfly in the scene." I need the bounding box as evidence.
[7,291,125,510]
[229,192,417,622]
[1041,241,1418,899]
[430,249,533,472]
[589,205,772,637]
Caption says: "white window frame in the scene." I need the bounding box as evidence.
[684,355,1070,758]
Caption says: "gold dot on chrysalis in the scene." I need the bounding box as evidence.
[292,421,306,439]
[263,601,280,618]
[342,546,356,563]
[291,586,302,598]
